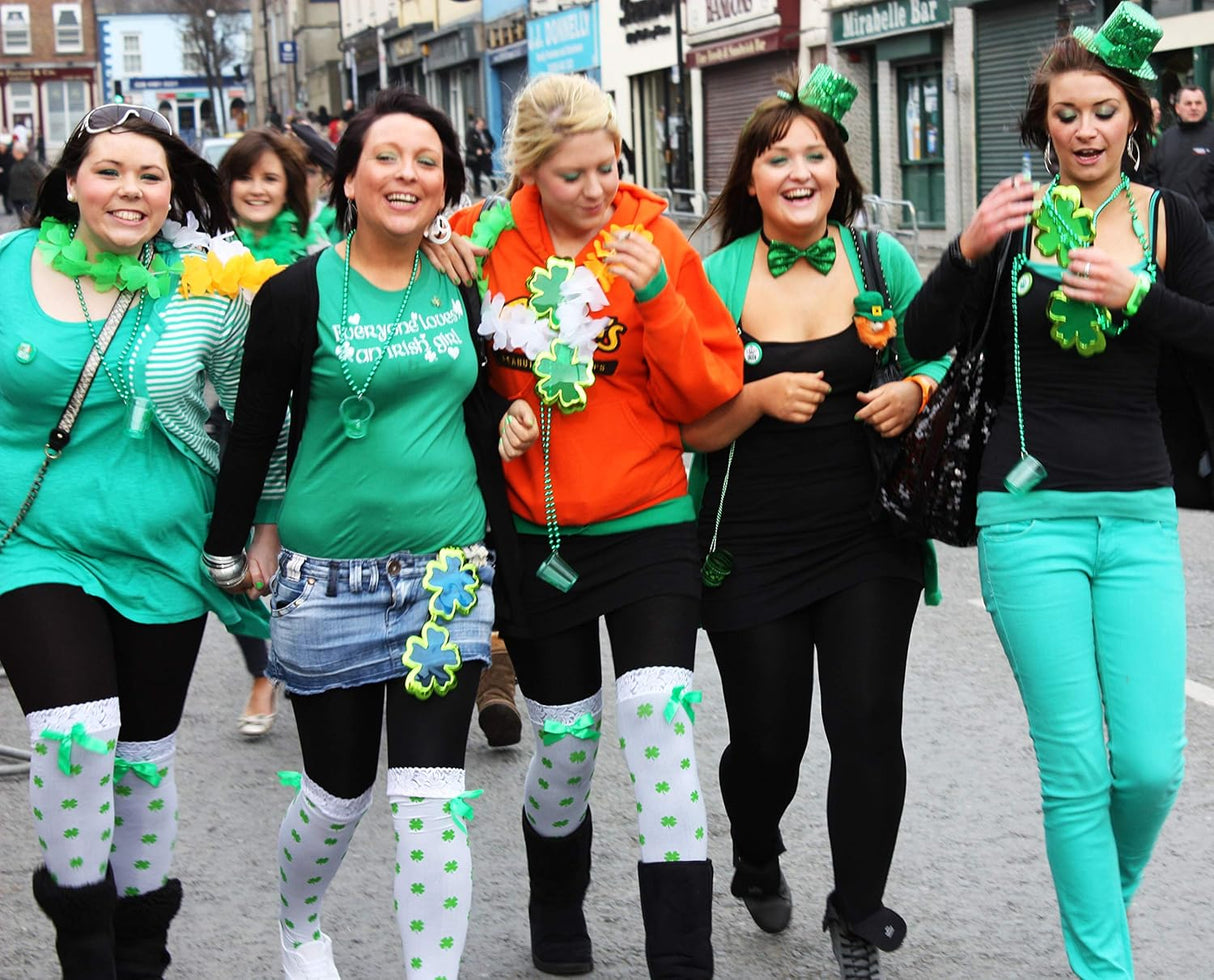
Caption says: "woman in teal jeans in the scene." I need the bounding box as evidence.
[903,5,1210,977]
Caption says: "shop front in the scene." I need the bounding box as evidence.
[483,0,529,163]
[422,22,483,139]
[526,3,601,85]
[0,66,97,158]
[384,22,431,94]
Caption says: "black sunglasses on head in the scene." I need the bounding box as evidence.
[75,104,174,138]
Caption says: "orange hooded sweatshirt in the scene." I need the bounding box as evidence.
[452,183,742,529]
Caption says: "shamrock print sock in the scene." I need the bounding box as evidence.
[278,774,372,949]
[522,690,602,838]
[110,733,181,897]
[25,698,120,887]
[616,667,709,864]
[388,767,474,980]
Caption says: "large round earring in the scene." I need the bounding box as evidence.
[66,189,77,203]
[423,213,452,245]
[1043,140,1056,173]
[345,198,357,229]
[1127,133,1141,171]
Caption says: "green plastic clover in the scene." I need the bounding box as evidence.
[1034,185,1094,269]
[401,621,463,700]
[533,341,594,413]
[1047,289,1109,357]
[526,256,575,325]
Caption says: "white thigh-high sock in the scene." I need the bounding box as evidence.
[26,698,121,886]
[616,666,709,863]
[278,774,372,949]
[111,733,180,896]
[522,691,603,838]
[388,767,476,980]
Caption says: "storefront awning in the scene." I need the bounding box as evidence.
[1155,12,1214,54]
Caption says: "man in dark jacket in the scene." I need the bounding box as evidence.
[8,141,45,222]
[1144,85,1214,233]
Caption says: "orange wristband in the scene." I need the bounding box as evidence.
[907,374,936,413]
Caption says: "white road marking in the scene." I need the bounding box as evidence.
[1187,679,1214,708]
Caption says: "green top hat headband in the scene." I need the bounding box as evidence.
[777,64,858,142]
[1072,1,1162,81]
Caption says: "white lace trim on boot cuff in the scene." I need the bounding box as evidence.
[616,666,694,701]
[386,766,466,799]
[26,697,120,740]
[115,732,177,762]
[523,689,604,727]
[299,773,375,820]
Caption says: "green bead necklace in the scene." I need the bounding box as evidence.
[336,229,421,440]
[1007,172,1156,494]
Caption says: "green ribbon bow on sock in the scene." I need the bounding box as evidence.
[40,723,109,776]
[448,788,484,835]
[277,770,303,790]
[539,714,602,746]
[114,758,163,787]
[762,230,836,277]
[664,686,703,725]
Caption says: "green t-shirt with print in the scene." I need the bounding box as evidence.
[276,247,486,558]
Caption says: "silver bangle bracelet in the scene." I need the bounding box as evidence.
[201,551,248,589]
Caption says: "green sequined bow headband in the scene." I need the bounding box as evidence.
[1072,1,1163,81]
[778,64,859,142]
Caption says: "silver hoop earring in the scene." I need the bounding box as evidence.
[345,199,357,229]
[1043,141,1056,173]
[423,213,452,245]
[1127,134,1141,171]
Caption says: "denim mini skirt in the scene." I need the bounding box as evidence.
[266,543,495,696]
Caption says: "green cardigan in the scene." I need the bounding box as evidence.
[693,222,950,604]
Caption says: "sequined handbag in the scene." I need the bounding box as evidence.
[878,240,1010,547]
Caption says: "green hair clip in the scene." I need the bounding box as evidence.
[778,64,859,141]
[1072,1,1163,81]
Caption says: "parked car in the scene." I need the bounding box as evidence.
[199,135,237,166]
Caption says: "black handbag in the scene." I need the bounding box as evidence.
[853,227,904,483]
[877,238,1011,547]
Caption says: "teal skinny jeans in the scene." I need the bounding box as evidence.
[978,514,1186,980]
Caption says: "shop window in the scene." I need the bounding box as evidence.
[9,79,34,116]
[45,80,89,145]
[898,62,945,227]
[1,4,30,54]
[53,4,83,53]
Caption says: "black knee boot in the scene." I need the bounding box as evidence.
[637,860,714,979]
[32,865,118,979]
[113,878,182,979]
[522,809,594,975]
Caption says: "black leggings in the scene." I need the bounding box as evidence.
[709,577,921,923]
[0,584,205,741]
[290,662,484,800]
[502,594,699,706]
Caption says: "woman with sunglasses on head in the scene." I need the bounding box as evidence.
[682,67,949,980]
[218,128,328,265]
[0,102,286,978]
[203,87,523,980]
[904,6,1214,976]
[447,73,741,979]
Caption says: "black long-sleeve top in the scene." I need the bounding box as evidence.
[902,188,1214,495]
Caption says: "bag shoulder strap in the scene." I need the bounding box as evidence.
[854,227,892,311]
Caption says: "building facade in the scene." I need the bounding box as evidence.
[0,0,99,157]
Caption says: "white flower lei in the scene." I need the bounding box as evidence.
[478,264,611,363]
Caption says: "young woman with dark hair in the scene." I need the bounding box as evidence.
[204,87,525,979]
[0,102,284,978]
[903,5,1213,976]
[684,66,949,980]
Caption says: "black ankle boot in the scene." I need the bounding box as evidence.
[113,878,182,979]
[522,809,594,975]
[32,865,118,979]
[822,891,905,980]
[637,859,714,979]
[730,852,792,934]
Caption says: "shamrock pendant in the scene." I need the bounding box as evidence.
[1033,184,1094,269]
[533,340,594,413]
[1046,289,1110,357]
[700,548,734,588]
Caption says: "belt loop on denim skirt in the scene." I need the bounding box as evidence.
[368,560,380,592]
[326,561,340,597]
[285,551,306,581]
[350,562,363,593]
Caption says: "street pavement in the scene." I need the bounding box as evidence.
[2,513,1213,979]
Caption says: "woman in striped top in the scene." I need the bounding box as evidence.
[0,103,285,978]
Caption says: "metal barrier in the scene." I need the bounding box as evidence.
[655,187,709,219]
[0,668,30,777]
[857,194,920,266]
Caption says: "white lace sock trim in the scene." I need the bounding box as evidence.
[616,666,694,702]
[300,773,374,821]
[115,732,176,763]
[524,689,604,727]
[386,766,466,799]
[26,697,120,740]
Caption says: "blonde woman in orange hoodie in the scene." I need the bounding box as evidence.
[449,74,741,978]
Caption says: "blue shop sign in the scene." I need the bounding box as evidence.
[527,2,599,76]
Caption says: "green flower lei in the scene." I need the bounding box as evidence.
[468,200,517,297]
[236,209,319,265]
[36,216,177,298]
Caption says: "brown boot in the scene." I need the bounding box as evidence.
[477,633,522,747]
